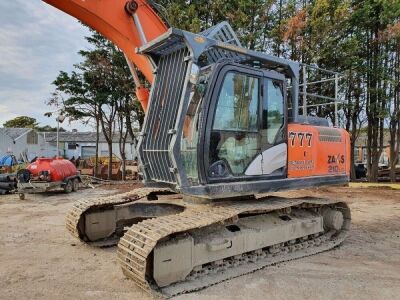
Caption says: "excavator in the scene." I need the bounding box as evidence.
[43,0,351,297]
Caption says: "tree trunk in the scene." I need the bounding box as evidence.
[126,113,135,144]
[121,153,126,180]
[394,120,400,182]
[389,125,397,182]
[100,117,114,180]
[94,107,100,177]
[389,48,400,182]
[389,98,400,182]
[118,119,128,181]
[107,140,113,180]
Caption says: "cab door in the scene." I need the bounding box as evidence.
[244,73,287,176]
[259,74,287,175]
[203,63,287,183]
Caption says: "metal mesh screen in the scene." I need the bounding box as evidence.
[201,21,241,47]
[201,22,243,63]
[139,47,190,184]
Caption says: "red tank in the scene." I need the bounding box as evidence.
[27,158,78,182]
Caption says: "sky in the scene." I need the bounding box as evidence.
[0,0,90,130]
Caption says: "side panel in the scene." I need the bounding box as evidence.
[287,124,350,178]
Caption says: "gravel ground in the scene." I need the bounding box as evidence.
[0,184,399,300]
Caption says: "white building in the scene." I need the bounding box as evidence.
[0,128,137,162]
[43,131,138,160]
[0,128,56,161]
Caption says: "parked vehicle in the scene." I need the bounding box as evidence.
[17,157,81,199]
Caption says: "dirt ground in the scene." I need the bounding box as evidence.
[0,184,399,300]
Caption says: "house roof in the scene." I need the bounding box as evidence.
[0,127,136,144]
[0,128,32,140]
[43,131,136,143]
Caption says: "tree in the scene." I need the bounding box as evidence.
[384,22,400,182]
[49,30,142,179]
[304,0,365,179]
[349,0,400,181]
[3,116,38,128]
[49,69,103,177]
[36,125,66,132]
[110,50,140,180]
[3,115,66,132]
[160,0,400,182]
[80,33,119,180]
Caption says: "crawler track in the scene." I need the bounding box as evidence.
[117,197,351,297]
[65,187,171,246]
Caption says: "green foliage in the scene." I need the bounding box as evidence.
[36,125,66,132]
[2,116,65,132]
[3,116,38,128]
[159,0,400,180]
[159,0,276,50]
[49,30,145,179]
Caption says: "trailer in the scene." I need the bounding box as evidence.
[17,157,81,200]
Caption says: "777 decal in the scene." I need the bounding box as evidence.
[289,132,313,147]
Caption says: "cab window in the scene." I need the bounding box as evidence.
[209,72,260,176]
[262,79,284,144]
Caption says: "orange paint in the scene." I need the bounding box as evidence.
[27,158,78,182]
[135,86,150,111]
[287,124,350,178]
[43,0,168,111]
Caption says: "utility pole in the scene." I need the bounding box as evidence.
[57,121,59,157]
[56,115,66,157]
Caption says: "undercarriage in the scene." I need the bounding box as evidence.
[66,188,351,297]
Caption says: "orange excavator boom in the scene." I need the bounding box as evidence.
[43,0,168,110]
